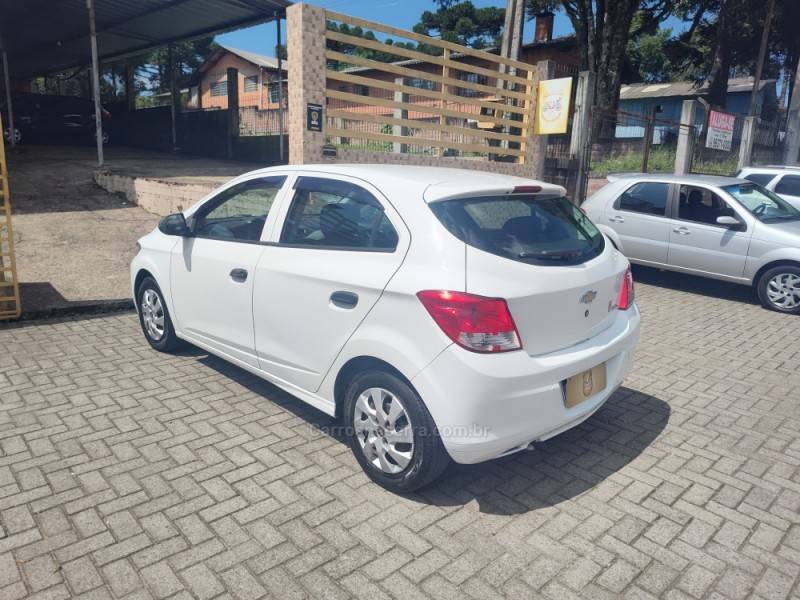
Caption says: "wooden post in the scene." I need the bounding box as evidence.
[226,67,239,159]
[641,106,657,173]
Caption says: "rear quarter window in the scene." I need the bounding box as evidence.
[430,194,605,266]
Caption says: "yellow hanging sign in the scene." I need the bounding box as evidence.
[535,77,573,135]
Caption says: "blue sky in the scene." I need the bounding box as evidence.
[218,0,689,58]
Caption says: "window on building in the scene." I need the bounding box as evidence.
[268,84,281,104]
[457,72,488,97]
[244,76,258,93]
[210,81,228,97]
[354,84,369,96]
[408,78,435,91]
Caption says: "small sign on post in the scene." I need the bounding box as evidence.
[705,109,736,152]
[307,103,323,132]
[535,77,572,135]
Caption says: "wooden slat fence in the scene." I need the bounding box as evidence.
[324,10,537,162]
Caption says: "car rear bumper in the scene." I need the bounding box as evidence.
[411,305,641,465]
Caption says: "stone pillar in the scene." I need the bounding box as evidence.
[674,99,700,175]
[226,67,239,159]
[737,115,756,171]
[524,60,555,180]
[287,3,327,165]
[393,77,409,154]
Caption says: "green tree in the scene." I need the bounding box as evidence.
[413,0,506,49]
[526,0,661,138]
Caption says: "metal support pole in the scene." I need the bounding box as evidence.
[1,36,16,149]
[276,16,285,163]
[168,44,178,151]
[86,0,104,166]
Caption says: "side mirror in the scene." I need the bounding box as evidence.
[716,215,741,229]
[158,213,191,236]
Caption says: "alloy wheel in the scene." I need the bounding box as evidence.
[353,387,414,474]
[141,288,166,341]
[766,272,800,310]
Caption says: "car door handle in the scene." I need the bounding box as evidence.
[230,268,248,282]
[609,215,625,223]
[330,291,359,309]
[672,227,691,235]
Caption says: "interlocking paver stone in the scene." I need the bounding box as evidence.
[1,269,799,598]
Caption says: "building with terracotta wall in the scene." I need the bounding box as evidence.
[190,45,287,110]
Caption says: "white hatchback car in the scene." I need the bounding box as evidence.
[131,165,640,492]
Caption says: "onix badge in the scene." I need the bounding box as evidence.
[582,370,594,397]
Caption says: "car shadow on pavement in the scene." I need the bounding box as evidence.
[632,264,758,305]
[197,350,669,515]
[418,386,670,515]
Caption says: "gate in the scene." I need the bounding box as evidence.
[0,115,21,319]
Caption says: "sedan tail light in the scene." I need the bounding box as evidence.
[618,267,635,310]
[417,290,521,353]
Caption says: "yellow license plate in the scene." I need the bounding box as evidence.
[564,362,607,408]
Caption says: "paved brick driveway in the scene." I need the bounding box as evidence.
[1,268,799,600]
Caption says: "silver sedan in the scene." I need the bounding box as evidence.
[583,174,800,314]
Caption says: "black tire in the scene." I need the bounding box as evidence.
[756,265,800,315]
[136,277,183,351]
[343,369,450,493]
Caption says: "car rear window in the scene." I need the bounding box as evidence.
[742,173,776,186]
[429,194,605,266]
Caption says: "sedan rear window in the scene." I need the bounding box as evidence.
[430,195,605,266]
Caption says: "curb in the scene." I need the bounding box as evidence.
[12,299,135,322]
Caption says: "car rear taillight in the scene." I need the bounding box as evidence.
[416,290,521,353]
[618,267,635,310]
[102,109,111,119]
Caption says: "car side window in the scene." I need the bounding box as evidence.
[743,173,775,186]
[616,182,669,216]
[193,176,286,242]
[775,175,800,196]
[677,185,735,226]
[280,177,398,250]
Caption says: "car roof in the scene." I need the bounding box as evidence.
[247,164,566,202]
[739,165,800,174]
[607,172,746,187]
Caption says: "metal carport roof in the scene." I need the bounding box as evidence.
[0,0,292,79]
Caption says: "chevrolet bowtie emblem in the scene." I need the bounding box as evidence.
[579,290,597,305]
